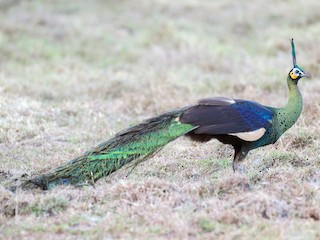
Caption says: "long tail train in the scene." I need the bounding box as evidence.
[17,109,196,190]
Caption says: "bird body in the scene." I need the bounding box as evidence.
[17,39,310,190]
[180,76,304,171]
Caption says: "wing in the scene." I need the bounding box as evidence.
[180,97,274,142]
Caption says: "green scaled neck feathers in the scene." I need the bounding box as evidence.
[279,74,303,133]
[276,39,308,134]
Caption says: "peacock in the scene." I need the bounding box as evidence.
[17,39,310,190]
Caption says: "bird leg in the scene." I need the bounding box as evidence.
[232,148,249,173]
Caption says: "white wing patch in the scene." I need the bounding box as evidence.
[229,128,266,142]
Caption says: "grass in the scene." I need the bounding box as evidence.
[0,0,319,239]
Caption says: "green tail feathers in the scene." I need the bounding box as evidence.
[19,109,195,190]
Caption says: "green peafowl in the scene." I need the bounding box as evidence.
[17,39,310,190]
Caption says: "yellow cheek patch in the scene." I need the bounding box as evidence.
[290,71,298,80]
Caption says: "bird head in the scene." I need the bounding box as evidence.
[289,39,311,82]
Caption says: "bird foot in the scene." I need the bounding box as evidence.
[232,161,246,174]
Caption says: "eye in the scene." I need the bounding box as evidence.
[294,69,300,74]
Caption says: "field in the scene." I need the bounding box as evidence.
[0,0,319,239]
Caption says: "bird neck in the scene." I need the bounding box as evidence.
[277,76,303,133]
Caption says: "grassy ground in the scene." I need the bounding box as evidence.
[0,0,319,239]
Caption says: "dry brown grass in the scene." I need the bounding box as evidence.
[0,0,319,239]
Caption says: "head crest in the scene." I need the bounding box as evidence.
[291,38,296,67]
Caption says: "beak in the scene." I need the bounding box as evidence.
[301,72,311,79]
